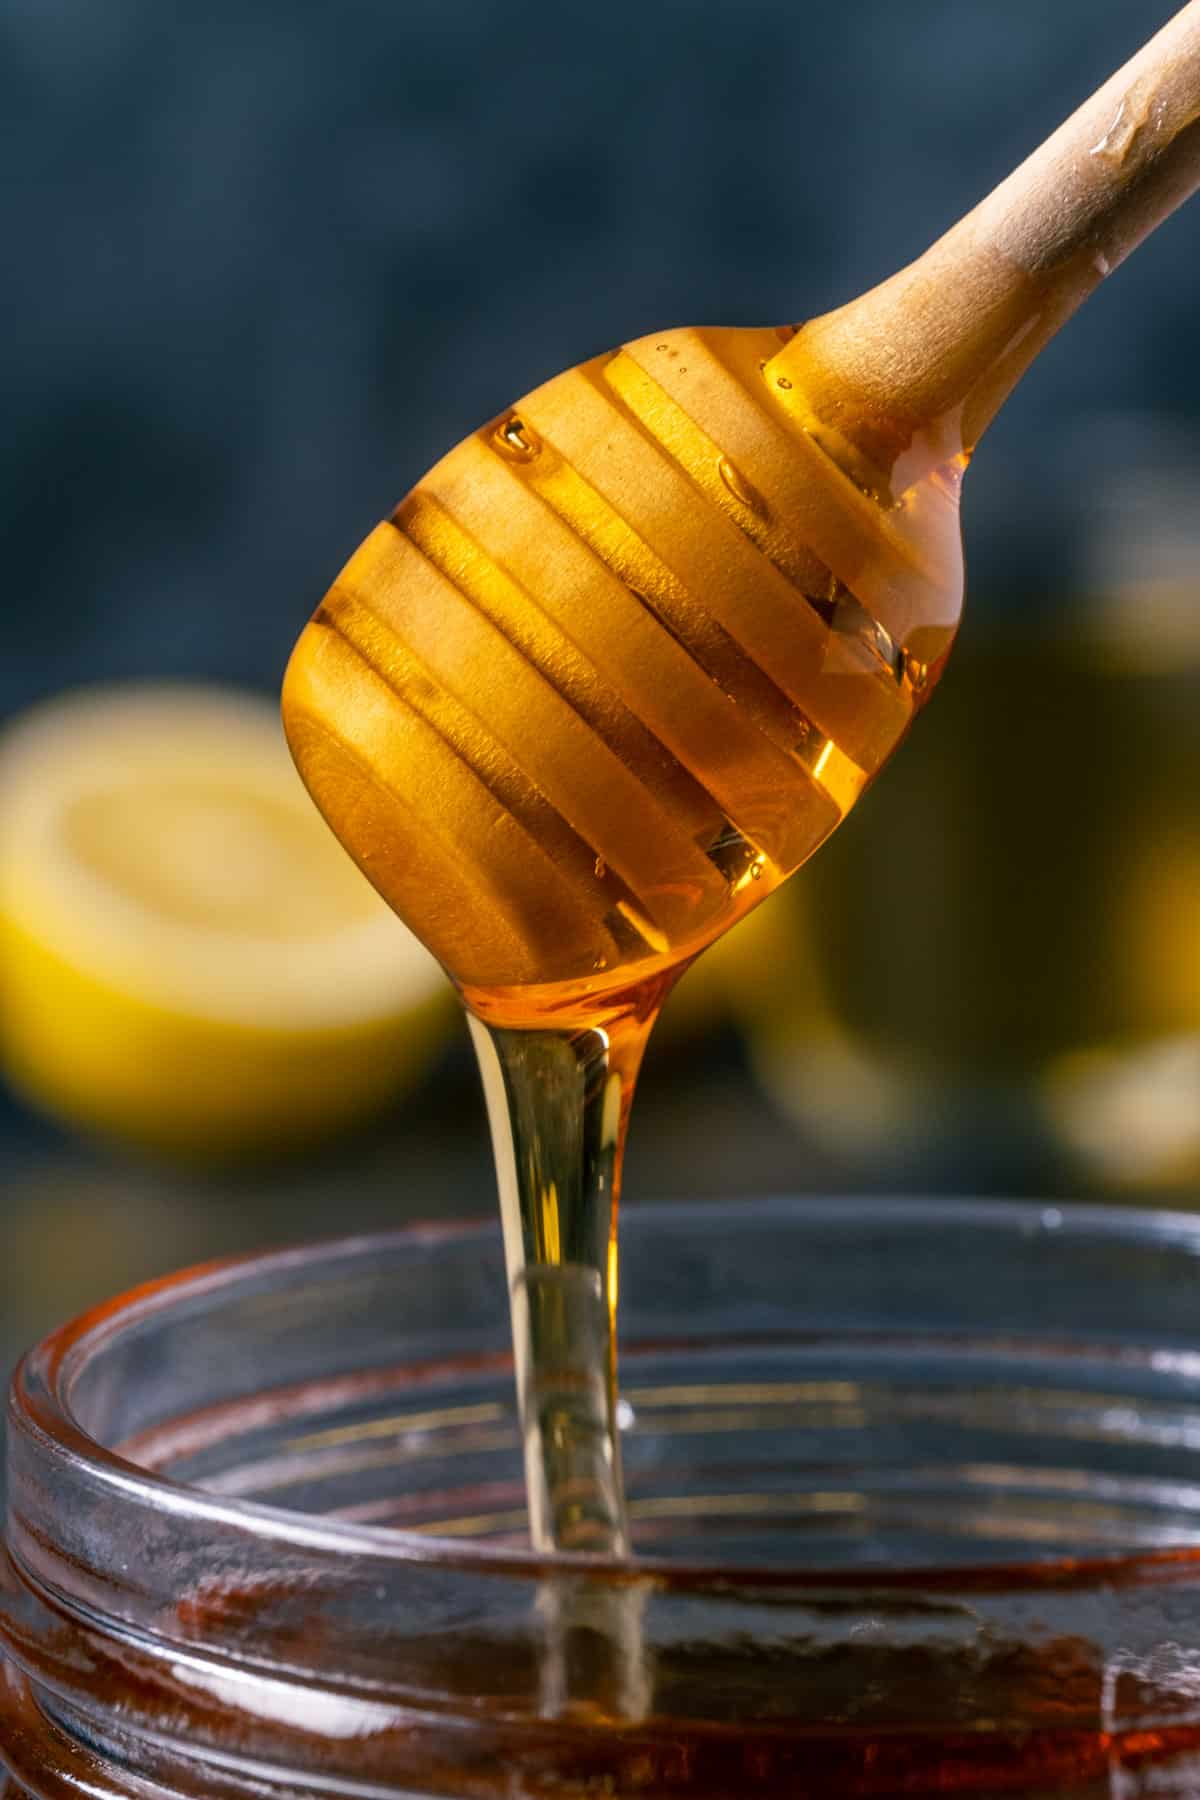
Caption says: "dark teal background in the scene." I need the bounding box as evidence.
[0,2,1197,1343]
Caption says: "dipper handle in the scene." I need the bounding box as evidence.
[771,0,1200,470]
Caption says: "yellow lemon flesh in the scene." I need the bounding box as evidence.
[0,686,452,1159]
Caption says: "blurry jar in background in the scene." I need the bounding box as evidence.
[739,418,1200,1193]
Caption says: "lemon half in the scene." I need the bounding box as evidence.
[0,686,452,1157]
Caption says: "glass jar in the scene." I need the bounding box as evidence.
[5,1198,1200,1797]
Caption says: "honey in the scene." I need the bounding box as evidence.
[283,325,962,1033]
[283,0,1200,1555]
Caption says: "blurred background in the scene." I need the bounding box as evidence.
[0,0,1198,1382]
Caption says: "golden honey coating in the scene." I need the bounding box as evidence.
[283,324,964,1028]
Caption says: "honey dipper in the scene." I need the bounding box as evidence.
[285,2,1200,1027]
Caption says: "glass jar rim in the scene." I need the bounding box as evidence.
[14,1193,1200,1593]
